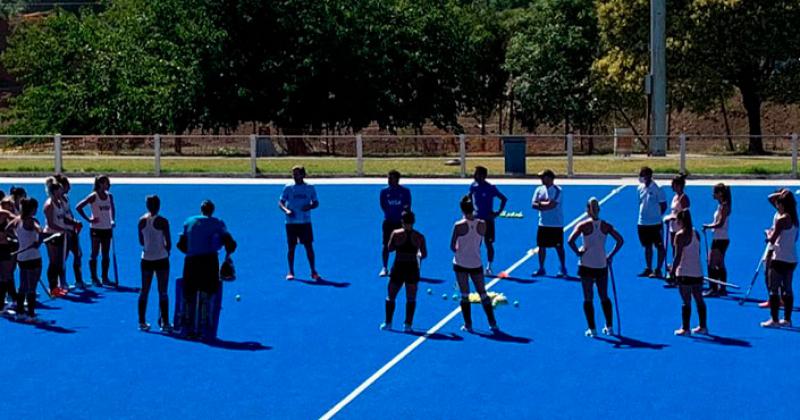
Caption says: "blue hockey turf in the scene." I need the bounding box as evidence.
[2,179,798,419]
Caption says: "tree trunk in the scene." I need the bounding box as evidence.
[720,95,734,152]
[740,83,764,154]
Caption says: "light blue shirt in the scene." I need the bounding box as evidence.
[532,185,563,227]
[183,215,228,257]
[638,181,666,225]
[280,183,318,224]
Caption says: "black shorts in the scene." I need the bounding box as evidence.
[578,265,608,281]
[141,258,170,272]
[483,218,496,243]
[637,224,663,247]
[286,223,313,245]
[18,258,42,270]
[91,228,113,241]
[183,254,220,294]
[382,220,402,246]
[676,276,703,286]
[453,264,483,275]
[390,261,420,285]
[0,243,12,261]
[536,226,563,248]
[711,239,730,253]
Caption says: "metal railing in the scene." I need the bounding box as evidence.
[0,133,797,178]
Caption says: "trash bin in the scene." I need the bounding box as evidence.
[256,136,277,157]
[502,136,527,175]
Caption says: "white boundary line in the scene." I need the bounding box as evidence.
[1,176,797,186]
[319,184,628,420]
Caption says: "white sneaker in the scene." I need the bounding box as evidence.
[674,328,690,336]
[460,324,473,333]
[585,328,597,337]
[380,322,391,331]
[691,326,708,335]
[761,319,780,328]
[378,268,388,277]
[489,325,500,333]
[139,322,151,332]
[779,319,793,327]
[403,324,413,333]
[602,326,614,336]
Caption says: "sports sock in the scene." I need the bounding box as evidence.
[769,295,781,322]
[384,299,395,324]
[601,298,613,328]
[460,299,472,327]
[783,294,794,322]
[583,301,595,330]
[481,298,496,327]
[404,301,416,326]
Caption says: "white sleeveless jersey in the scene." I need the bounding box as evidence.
[16,220,40,262]
[773,220,798,264]
[579,220,608,269]
[44,198,67,233]
[453,219,483,269]
[676,230,702,278]
[669,194,686,233]
[712,204,729,240]
[141,215,169,261]
[91,193,113,230]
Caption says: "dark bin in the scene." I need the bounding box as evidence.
[256,137,277,157]
[502,136,527,175]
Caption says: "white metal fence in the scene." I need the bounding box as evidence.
[0,133,797,177]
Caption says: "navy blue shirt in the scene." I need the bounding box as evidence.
[469,181,502,220]
[380,185,412,222]
[182,215,228,256]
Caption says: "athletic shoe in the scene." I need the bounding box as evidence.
[460,324,473,333]
[532,268,546,277]
[702,289,718,297]
[556,269,568,278]
[58,288,69,296]
[102,279,114,287]
[378,268,388,277]
[650,269,663,279]
[285,273,295,281]
[585,328,597,337]
[718,289,728,297]
[691,326,708,335]
[489,325,500,333]
[637,268,653,277]
[380,322,391,331]
[602,326,614,336]
[311,272,322,281]
[91,279,103,287]
[485,266,493,276]
[673,328,690,336]
[159,320,173,333]
[779,319,793,327]
[403,324,413,333]
[761,319,780,328]
[76,281,87,290]
[758,301,771,308]
[50,288,62,297]
[138,322,151,332]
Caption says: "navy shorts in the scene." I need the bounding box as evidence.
[286,223,313,245]
[483,218,496,243]
[90,228,113,241]
[141,258,170,272]
[637,224,663,247]
[536,226,563,248]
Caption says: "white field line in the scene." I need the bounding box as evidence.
[319,184,627,420]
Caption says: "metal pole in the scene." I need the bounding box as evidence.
[679,133,687,174]
[54,134,62,173]
[792,133,798,178]
[154,134,161,177]
[650,0,667,156]
[566,133,574,177]
[356,134,364,176]
[459,134,467,178]
[249,134,257,178]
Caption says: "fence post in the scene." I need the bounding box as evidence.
[679,133,687,174]
[792,133,798,178]
[250,134,257,178]
[54,134,62,173]
[356,134,364,176]
[566,133,574,177]
[459,134,467,178]
[154,134,161,177]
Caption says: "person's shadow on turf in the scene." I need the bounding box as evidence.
[688,334,751,347]
[59,289,103,304]
[472,329,532,344]
[419,277,445,284]
[293,277,351,288]
[1,315,77,334]
[388,329,463,341]
[148,331,272,351]
[495,275,538,285]
[594,335,669,350]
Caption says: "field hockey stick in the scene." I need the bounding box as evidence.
[112,233,119,287]
[38,278,52,299]
[10,232,62,257]
[739,244,771,305]
[703,277,740,289]
[702,229,710,264]
[608,262,621,336]
[61,230,68,289]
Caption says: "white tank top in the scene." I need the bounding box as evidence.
[91,193,113,230]
[712,204,729,240]
[580,220,608,269]
[16,220,40,262]
[453,219,483,269]
[669,194,686,233]
[773,219,798,264]
[676,230,702,277]
[141,215,169,261]
[44,198,67,233]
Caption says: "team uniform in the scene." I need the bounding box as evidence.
[706,203,730,295]
[674,230,708,334]
[384,230,422,330]
[380,185,411,246]
[61,195,84,287]
[637,181,666,247]
[88,193,114,285]
[469,181,501,243]
[15,220,42,318]
[281,183,318,245]
[138,214,170,331]
[452,218,497,331]
[533,185,564,248]
[766,218,797,325]
[43,198,68,292]
[0,214,17,309]
[574,220,614,335]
